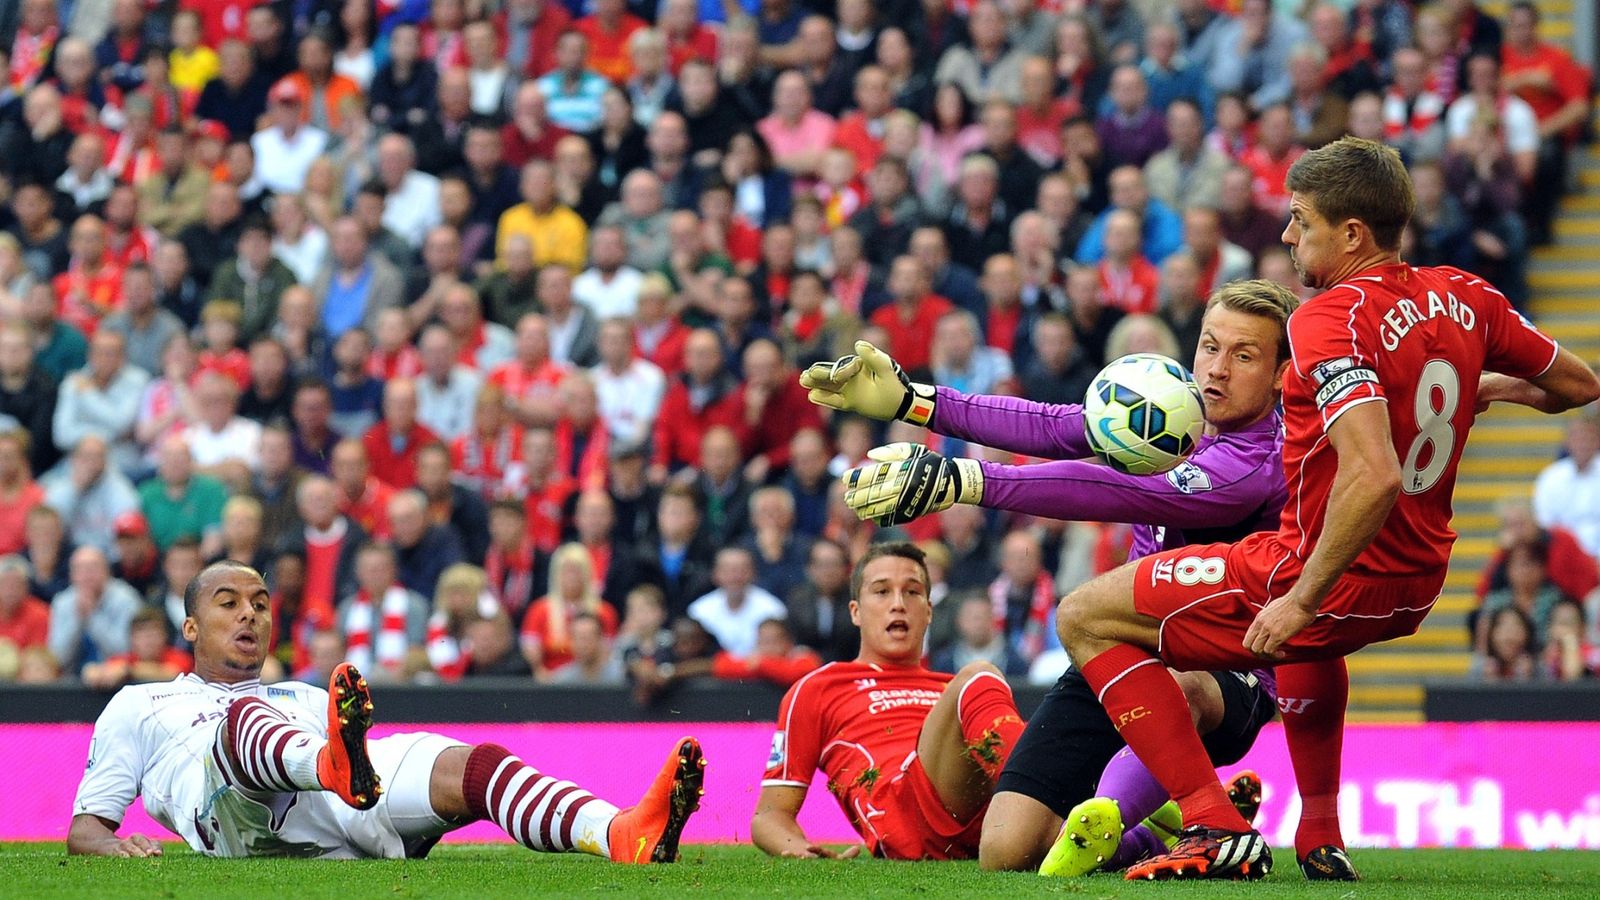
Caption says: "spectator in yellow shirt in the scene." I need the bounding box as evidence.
[167,10,219,93]
[496,159,589,273]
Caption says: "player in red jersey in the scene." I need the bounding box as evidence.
[1053,137,1600,881]
[751,543,1026,861]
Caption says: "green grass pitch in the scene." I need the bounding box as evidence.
[6,843,1600,898]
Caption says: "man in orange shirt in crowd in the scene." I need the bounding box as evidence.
[54,216,125,336]
[575,0,646,84]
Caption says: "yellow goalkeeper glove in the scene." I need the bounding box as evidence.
[842,443,984,527]
[799,340,937,426]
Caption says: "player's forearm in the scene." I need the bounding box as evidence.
[930,387,1091,460]
[977,458,1252,528]
[1295,460,1399,608]
[750,809,812,857]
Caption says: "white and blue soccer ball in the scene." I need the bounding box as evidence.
[1083,353,1205,476]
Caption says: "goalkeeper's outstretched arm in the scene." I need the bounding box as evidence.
[926,387,1093,461]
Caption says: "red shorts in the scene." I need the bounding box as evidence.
[1132,533,1446,671]
[866,754,986,861]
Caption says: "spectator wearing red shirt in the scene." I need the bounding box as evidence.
[1097,209,1161,315]
[488,313,570,428]
[0,554,49,651]
[485,498,543,617]
[1500,2,1592,243]
[451,383,524,499]
[510,426,576,553]
[0,432,44,556]
[650,329,745,480]
[659,0,719,74]
[734,340,825,483]
[196,301,252,391]
[553,373,610,492]
[331,438,394,539]
[501,0,572,79]
[575,0,647,84]
[520,542,620,677]
[711,617,823,687]
[634,274,690,377]
[502,82,572,169]
[195,0,265,48]
[363,378,440,490]
[81,607,194,688]
[868,256,954,374]
[1016,56,1078,167]
[832,65,894,175]
[101,185,159,270]
[1239,103,1304,218]
[54,215,126,337]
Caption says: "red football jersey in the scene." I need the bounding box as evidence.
[763,661,952,847]
[1277,264,1559,579]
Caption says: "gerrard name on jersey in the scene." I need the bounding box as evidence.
[1378,289,1477,351]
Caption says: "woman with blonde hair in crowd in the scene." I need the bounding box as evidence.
[1103,313,1181,362]
[519,542,619,679]
[427,563,500,682]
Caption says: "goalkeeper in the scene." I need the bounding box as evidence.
[802,280,1355,881]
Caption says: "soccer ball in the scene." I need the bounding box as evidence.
[1083,353,1204,476]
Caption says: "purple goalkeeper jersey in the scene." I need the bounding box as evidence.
[930,387,1285,695]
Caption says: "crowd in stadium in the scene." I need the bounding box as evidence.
[0,0,1594,693]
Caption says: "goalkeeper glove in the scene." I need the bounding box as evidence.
[842,443,984,527]
[799,340,937,426]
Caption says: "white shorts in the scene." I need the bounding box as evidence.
[179,732,467,859]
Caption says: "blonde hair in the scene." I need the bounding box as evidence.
[222,495,263,522]
[543,543,602,653]
[437,562,489,602]
[1207,278,1301,364]
[1105,314,1180,361]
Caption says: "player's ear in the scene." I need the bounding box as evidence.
[1343,218,1366,252]
[1273,357,1290,392]
[848,600,861,627]
[182,615,199,644]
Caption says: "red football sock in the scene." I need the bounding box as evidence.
[1079,644,1250,833]
[955,669,1026,780]
[1278,658,1349,858]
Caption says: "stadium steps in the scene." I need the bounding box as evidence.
[1344,93,1600,721]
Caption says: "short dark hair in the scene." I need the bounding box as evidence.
[184,559,262,618]
[849,541,930,601]
[1284,136,1413,251]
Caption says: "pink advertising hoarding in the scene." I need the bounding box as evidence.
[4,722,1598,849]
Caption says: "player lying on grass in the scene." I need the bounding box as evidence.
[1056,137,1600,880]
[750,542,1027,861]
[68,560,704,862]
[799,282,1320,877]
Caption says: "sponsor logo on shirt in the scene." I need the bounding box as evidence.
[267,687,296,699]
[1310,357,1357,386]
[854,679,878,691]
[767,732,786,770]
[1166,462,1213,494]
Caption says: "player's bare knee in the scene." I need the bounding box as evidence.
[1056,588,1098,648]
[954,659,1002,687]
